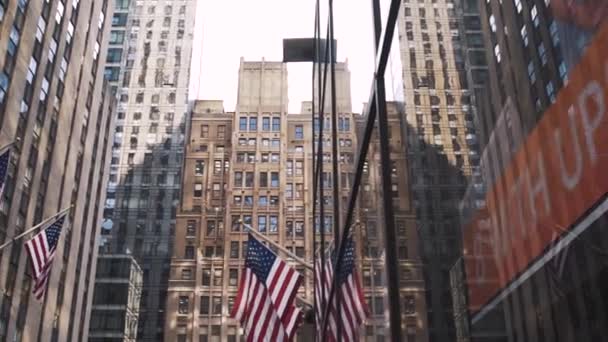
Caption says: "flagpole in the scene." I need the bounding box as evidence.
[240,221,314,270]
[0,205,72,252]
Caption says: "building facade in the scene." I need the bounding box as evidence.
[0,0,115,340]
[97,0,197,341]
[89,254,143,342]
[396,0,482,340]
[164,59,429,341]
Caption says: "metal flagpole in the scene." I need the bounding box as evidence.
[0,205,73,252]
[240,221,313,270]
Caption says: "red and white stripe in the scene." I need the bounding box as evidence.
[232,259,303,341]
[315,258,368,342]
[25,232,56,300]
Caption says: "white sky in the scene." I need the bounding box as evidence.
[189,0,378,113]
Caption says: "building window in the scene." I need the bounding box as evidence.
[262,117,270,131]
[194,183,203,197]
[260,172,268,187]
[185,246,195,259]
[212,297,222,315]
[549,21,559,46]
[269,216,278,233]
[286,184,293,198]
[178,296,189,314]
[546,81,556,103]
[286,160,293,175]
[234,171,242,187]
[295,125,304,139]
[245,172,254,187]
[200,296,210,315]
[520,25,528,46]
[258,196,268,207]
[271,172,279,187]
[217,125,225,139]
[295,221,304,237]
[212,183,221,198]
[514,0,522,12]
[489,15,496,32]
[195,160,204,176]
[559,62,567,81]
[244,196,253,206]
[182,268,193,279]
[187,220,196,236]
[249,117,257,131]
[207,221,216,236]
[258,215,267,232]
[229,269,238,287]
[202,269,211,285]
[403,296,416,314]
[494,44,501,63]
[272,117,281,131]
[538,43,547,65]
[213,270,223,286]
[531,5,539,26]
[239,117,247,131]
[230,241,239,258]
[527,62,536,83]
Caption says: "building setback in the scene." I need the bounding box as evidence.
[163,59,429,341]
[97,0,197,341]
[0,0,115,341]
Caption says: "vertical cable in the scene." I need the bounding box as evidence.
[327,0,342,340]
[311,0,320,336]
[317,24,331,342]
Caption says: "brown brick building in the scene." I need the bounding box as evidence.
[164,59,428,341]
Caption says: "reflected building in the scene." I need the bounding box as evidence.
[0,0,115,340]
[395,0,482,340]
[96,0,197,341]
[163,59,429,341]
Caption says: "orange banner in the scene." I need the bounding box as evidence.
[463,24,608,312]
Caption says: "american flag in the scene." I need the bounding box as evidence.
[230,233,304,341]
[0,147,10,199]
[25,214,66,300]
[315,238,368,342]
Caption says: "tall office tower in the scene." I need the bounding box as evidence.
[477,0,568,149]
[97,0,197,341]
[163,59,428,341]
[0,0,115,341]
[396,0,481,340]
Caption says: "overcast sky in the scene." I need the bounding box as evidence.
[189,0,379,113]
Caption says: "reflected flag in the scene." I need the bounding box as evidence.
[315,237,368,342]
[230,233,304,341]
[25,214,66,300]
